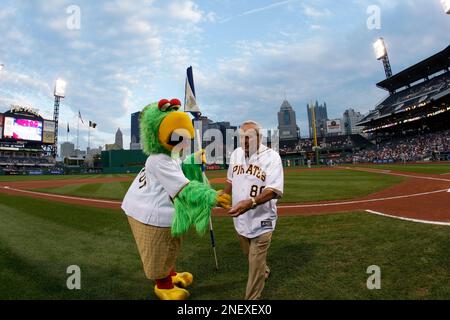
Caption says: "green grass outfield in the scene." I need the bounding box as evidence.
[0,173,134,182]
[34,181,132,201]
[33,170,404,203]
[0,193,449,300]
[347,163,450,175]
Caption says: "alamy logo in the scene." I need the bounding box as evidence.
[66,5,81,30]
[366,265,381,290]
[66,265,81,290]
[367,5,381,30]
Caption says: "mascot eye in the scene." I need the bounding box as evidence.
[169,98,181,111]
[158,99,171,111]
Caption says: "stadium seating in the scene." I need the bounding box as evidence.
[375,72,449,117]
[279,134,373,155]
[353,130,450,163]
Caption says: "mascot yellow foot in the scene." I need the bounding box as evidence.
[154,285,190,300]
[172,272,194,288]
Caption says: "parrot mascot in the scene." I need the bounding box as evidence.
[121,98,231,300]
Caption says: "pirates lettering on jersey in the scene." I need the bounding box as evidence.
[232,164,266,182]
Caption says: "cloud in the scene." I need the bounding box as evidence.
[0,0,448,146]
[0,0,172,149]
[103,0,156,14]
[191,0,449,137]
[302,4,332,18]
[0,7,16,20]
[123,18,153,35]
[68,40,95,50]
[309,24,324,30]
[205,11,217,22]
[167,0,205,23]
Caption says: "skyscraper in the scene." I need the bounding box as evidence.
[277,100,300,142]
[307,101,328,139]
[115,128,123,150]
[130,111,141,150]
[200,119,238,164]
[60,141,75,159]
[343,108,364,135]
[131,112,140,144]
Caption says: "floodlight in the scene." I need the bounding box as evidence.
[442,0,450,14]
[373,38,387,60]
[54,78,67,98]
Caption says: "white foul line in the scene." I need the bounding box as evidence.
[2,186,449,209]
[3,186,450,225]
[278,188,449,208]
[345,167,450,182]
[3,186,449,226]
[366,210,450,226]
[2,186,121,204]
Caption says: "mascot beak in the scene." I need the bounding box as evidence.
[158,111,195,151]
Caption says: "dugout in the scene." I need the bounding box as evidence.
[281,154,306,167]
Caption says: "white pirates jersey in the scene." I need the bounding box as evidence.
[227,145,284,238]
[121,154,189,227]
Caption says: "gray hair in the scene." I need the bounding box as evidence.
[240,120,262,133]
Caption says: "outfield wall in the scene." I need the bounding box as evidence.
[101,149,146,173]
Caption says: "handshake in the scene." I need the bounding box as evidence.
[215,190,255,218]
[193,150,253,217]
[193,150,232,210]
[216,190,232,210]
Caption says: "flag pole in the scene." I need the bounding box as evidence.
[185,66,219,271]
[195,124,219,271]
[77,112,80,150]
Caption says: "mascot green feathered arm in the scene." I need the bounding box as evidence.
[140,100,229,237]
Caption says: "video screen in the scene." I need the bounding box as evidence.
[3,116,43,142]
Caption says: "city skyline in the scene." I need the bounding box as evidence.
[0,0,449,149]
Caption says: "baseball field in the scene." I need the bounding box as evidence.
[0,163,449,300]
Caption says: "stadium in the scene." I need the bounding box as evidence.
[356,45,450,163]
[278,45,449,168]
[0,0,449,303]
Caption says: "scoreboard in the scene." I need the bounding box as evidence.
[0,112,55,145]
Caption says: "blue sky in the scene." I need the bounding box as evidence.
[0,0,449,149]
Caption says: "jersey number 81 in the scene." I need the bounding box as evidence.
[250,185,265,197]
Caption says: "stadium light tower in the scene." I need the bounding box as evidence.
[442,0,450,14]
[52,78,67,158]
[373,37,393,79]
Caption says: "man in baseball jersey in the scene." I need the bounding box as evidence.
[221,120,284,300]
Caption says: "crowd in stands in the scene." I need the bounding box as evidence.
[277,130,449,164]
[0,155,56,166]
[377,72,449,113]
[353,130,450,163]
[279,134,371,154]
[279,140,311,154]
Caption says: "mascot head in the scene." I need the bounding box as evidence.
[140,98,195,155]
